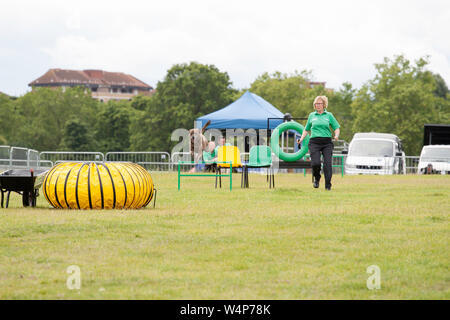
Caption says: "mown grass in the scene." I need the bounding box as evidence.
[0,173,448,299]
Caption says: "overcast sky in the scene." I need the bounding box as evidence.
[1,0,449,96]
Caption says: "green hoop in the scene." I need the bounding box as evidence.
[270,121,310,162]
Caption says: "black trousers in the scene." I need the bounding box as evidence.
[308,137,334,188]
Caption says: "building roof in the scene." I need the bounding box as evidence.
[308,81,326,87]
[29,68,152,89]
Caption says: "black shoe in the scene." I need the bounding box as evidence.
[313,179,320,188]
[325,185,331,191]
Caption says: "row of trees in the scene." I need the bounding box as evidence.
[0,55,449,155]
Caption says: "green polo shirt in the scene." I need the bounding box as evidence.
[305,110,340,138]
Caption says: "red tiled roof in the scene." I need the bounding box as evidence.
[308,81,326,86]
[29,68,152,89]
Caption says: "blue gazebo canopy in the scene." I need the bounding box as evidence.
[197,91,285,129]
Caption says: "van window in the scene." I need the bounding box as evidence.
[421,148,450,160]
[349,140,394,157]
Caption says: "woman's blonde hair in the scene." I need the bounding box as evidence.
[313,95,328,109]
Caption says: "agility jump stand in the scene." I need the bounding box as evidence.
[177,161,233,191]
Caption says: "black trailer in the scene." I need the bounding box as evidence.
[424,124,450,146]
[0,169,48,208]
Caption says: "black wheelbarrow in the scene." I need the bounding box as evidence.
[0,169,48,208]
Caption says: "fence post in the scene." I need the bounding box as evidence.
[178,162,181,190]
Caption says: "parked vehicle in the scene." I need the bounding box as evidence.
[418,145,450,174]
[343,133,406,175]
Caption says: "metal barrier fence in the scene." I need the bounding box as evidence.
[241,152,249,163]
[168,152,447,175]
[39,151,104,163]
[28,149,40,168]
[404,156,420,174]
[0,146,53,171]
[333,140,349,154]
[0,145,11,167]
[171,152,191,163]
[37,151,198,172]
[171,152,193,172]
[3,146,448,175]
[106,152,171,171]
[10,147,28,167]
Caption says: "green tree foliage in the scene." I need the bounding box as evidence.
[249,71,314,116]
[0,93,15,144]
[129,96,162,151]
[4,87,98,150]
[433,73,449,99]
[95,100,134,152]
[351,55,449,155]
[328,82,356,141]
[129,95,150,111]
[59,117,93,151]
[130,62,237,151]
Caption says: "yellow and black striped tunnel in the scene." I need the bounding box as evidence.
[43,162,155,209]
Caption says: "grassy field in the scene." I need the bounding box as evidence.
[0,172,448,299]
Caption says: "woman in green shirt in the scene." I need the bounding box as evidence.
[297,96,340,190]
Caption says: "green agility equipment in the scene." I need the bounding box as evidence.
[243,145,274,188]
[270,121,310,162]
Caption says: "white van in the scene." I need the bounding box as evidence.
[418,145,450,174]
[343,133,406,175]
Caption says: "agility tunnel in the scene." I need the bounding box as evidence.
[43,162,155,209]
[270,121,310,161]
